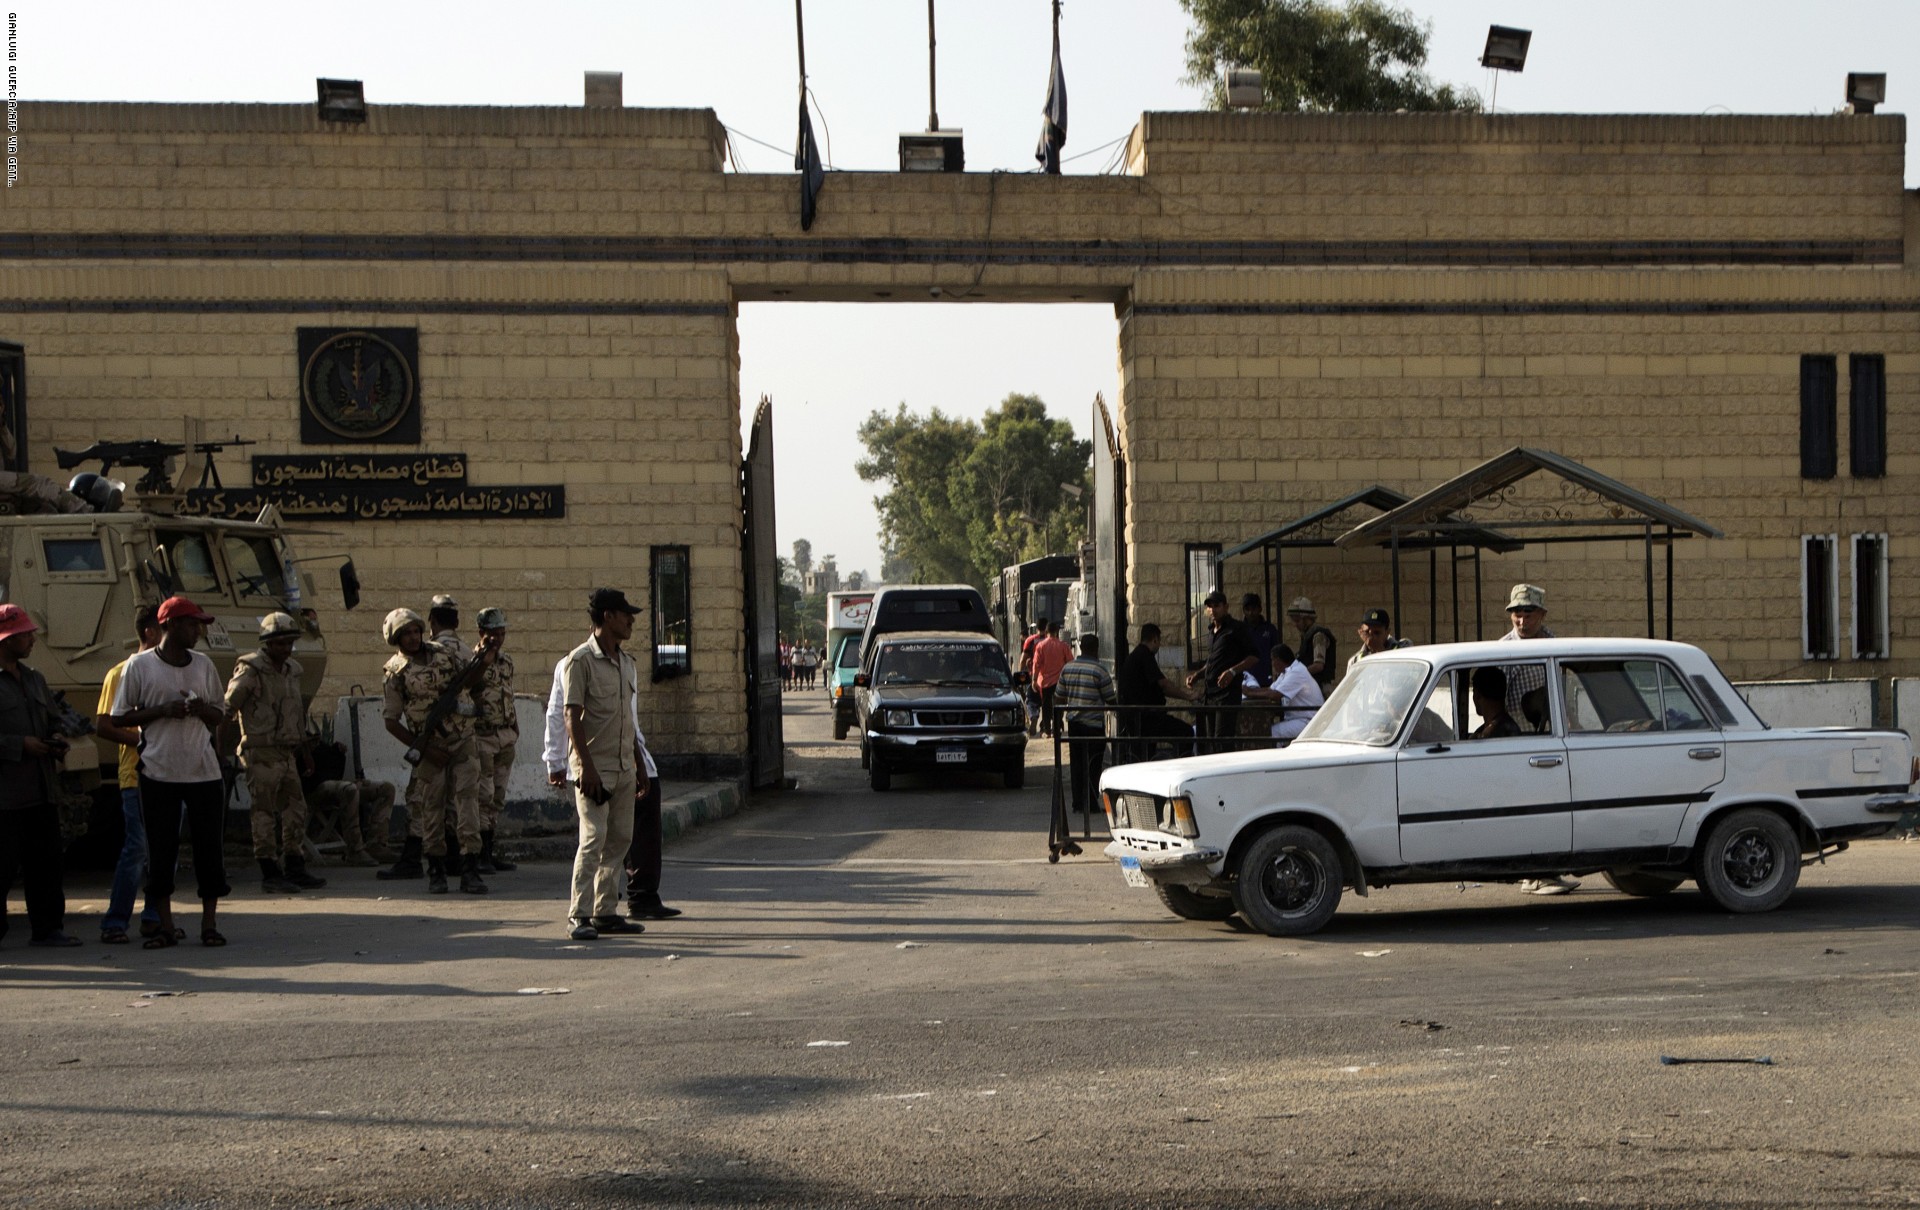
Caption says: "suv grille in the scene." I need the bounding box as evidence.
[916,710,986,727]
[1115,793,1160,830]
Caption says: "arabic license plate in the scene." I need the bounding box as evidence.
[1119,854,1150,889]
[935,748,968,765]
[203,620,235,652]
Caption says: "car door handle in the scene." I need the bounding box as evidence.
[1528,755,1563,768]
[1688,747,1722,760]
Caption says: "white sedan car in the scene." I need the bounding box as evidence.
[1101,638,1917,936]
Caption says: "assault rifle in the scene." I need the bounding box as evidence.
[401,648,491,768]
[48,690,96,739]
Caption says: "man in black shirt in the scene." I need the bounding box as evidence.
[1185,590,1257,754]
[1117,624,1194,759]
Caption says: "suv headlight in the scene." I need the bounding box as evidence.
[883,709,914,728]
[989,709,1018,727]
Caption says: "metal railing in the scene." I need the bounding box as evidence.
[1045,701,1288,861]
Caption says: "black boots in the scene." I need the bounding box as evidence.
[459,854,489,895]
[427,856,449,894]
[376,835,424,881]
[260,858,300,894]
[478,830,515,873]
[284,855,327,890]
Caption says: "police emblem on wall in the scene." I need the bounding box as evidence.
[298,327,421,445]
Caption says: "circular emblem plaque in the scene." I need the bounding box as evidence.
[301,331,416,440]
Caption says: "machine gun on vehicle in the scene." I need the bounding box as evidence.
[55,436,255,496]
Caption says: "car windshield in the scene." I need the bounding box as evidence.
[1295,658,1432,745]
[837,638,861,669]
[874,643,1011,687]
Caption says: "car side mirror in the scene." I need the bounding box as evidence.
[338,558,361,611]
[853,673,869,688]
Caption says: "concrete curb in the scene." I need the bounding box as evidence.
[493,779,746,863]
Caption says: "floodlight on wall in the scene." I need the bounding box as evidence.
[316,78,366,123]
[1224,67,1264,109]
[1480,26,1531,72]
[899,129,965,172]
[584,71,623,108]
[1846,72,1887,114]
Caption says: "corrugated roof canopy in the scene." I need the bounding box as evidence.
[1221,485,1520,560]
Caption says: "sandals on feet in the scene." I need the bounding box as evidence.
[100,927,130,945]
[201,929,227,948]
[142,930,178,950]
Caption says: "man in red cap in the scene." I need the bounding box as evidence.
[109,596,232,948]
[0,603,83,948]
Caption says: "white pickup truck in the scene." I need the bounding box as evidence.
[1100,638,1918,935]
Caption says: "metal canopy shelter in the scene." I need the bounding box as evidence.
[1221,486,1521,643]
[1333,447,1725,642]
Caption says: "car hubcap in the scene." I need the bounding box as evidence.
[1723,829,1778,890]
[1261,849,1323,914]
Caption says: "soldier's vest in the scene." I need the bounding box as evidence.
[383,648,474,740]
[475,652,516,733]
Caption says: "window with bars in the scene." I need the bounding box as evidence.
[1851,532,1889,660]
[1801,534,1838,661]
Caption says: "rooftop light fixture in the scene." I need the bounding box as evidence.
[1223,67,1264,109]
[1846,72,1887,114]
[1480,26,1531,72]
[316,78,366,124]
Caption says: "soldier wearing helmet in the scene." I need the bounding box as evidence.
[224,611,323,895]
[470,606,519,876]
[377,605,493,895]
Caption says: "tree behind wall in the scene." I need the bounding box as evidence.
[1180,0,1479,113]
[857,393,1092,591]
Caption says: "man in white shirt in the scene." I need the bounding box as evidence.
[109,596,232,948]
[1245,643,1325,745]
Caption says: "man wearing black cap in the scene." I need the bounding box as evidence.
[1185,590,1257,754]
[1345,608,1405,676]
[560,588,649,941]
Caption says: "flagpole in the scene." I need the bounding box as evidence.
[926,0,939,131]
[796,0,808,94]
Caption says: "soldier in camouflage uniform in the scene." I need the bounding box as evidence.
[301,740,396,866]
[377,607,491,895]
[471,606,519,875]
[225,612,324,894]
[425,594,474,870]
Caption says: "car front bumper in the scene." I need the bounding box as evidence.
[868,730,1027,771]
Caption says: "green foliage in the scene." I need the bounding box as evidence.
[1180,0,1479,113]
[857,394,1092,591]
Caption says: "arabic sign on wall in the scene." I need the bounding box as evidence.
[178,453,564,521]
[299,327,421,445]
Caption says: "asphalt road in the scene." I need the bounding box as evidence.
[3,692,1919,1209]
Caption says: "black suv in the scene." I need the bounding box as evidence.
[854,631,1028,791]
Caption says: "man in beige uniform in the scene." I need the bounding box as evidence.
[379,607,491,896]
[471,606,519,875]
[225,612,324,893]
[425,593,472,869]
[561,588,647,940]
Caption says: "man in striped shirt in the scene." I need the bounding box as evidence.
[1054,635,1118,821]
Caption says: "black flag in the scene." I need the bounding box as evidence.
[1034,5,1067,174]
[797,96,825,231]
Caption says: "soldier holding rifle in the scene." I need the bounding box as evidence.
[377,608,494,896]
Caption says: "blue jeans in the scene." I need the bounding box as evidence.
[102,787,159,933]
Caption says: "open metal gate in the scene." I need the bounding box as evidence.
[742,396,784,790]
[1091,393,1126,661]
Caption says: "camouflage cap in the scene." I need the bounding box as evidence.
[430,593,460,610]
[476,607,507,630]
[258,611,302,640]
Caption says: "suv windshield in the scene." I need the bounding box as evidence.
[874,642,1012,688]
[1296,658,1432,745]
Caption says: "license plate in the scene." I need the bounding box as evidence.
[935,748,968,764]
[1119,854,1149,889]
[204,620,235,652]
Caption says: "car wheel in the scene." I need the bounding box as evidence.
[869,758,891,792]
[1005,763,1025,790]
[1155,883,1237,922]
[1230,825,1343,936]
[1602,869,1687,897]
[833,716,848,741]
[1695,807,1800,914]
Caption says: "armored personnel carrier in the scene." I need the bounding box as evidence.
[2,438,358,855]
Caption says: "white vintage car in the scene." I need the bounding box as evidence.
[1100,638,1918,936]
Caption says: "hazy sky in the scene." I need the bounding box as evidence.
[11,1,1918,578]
